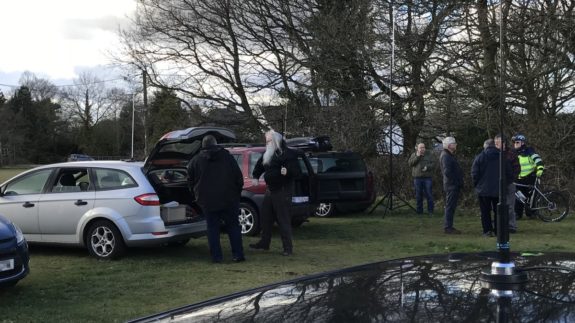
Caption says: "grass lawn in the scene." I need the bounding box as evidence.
[1,206,573,322]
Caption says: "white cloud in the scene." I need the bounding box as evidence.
[0,0,135,80]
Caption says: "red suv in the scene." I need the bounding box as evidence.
[227,146,313,235]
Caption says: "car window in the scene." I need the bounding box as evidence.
[94,168,137,190]
[149,169,187,184]
[159,141,201,155]
[3,169,52,195]
[231,154,244,171]
[297,157,309,175]
[309,155,366,173]
[51,168,91,193]
[248,152,262,178]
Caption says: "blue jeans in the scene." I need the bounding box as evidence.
[205,203,244,262]
[414,177,434,214]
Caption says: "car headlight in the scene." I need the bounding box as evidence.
[13,223,25,244]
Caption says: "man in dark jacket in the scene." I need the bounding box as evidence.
[249,130,301,256]
[439,136,463,234]
[495,134,520,233]
[188,135,245,263]
[471,139,513,237]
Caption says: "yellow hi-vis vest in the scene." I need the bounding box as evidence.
[518,154,543,178]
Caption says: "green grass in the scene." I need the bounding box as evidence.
[1,168,574,321]
[0,168,29,183]
[1,208,574,322]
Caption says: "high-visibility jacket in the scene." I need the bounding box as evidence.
[516,146,544,178]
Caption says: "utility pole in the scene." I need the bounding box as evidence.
[143,70,148,155]
[131,92,135,160]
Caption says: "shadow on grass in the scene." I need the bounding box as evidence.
[27,239,212,263]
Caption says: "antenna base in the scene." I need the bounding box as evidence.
[480,261,528,290]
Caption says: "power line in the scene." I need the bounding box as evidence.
[0,77,127,89]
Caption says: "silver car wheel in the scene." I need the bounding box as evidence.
[90,225,116,258]
[315,203,333,217]
[239,207,254,234]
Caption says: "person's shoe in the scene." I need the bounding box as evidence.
[232,257,246,263]
[482,231,494,237]
[444,227,462,234]
[281,250,292,256]
[212,258,223,264]
[249,243,269,251]
[509,228,517,234]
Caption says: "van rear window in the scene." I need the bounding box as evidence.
[309,155,366,173]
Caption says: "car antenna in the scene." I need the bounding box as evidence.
[480,1,527,291]
[367,0,416,217]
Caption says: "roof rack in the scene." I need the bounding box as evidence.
[220,143,265,148]
[286,136,333,152]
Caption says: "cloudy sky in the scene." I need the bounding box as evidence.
[0,0,136,91]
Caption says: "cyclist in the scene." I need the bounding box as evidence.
[512,133,544,219]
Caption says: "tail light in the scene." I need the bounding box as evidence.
[134,193,161,206]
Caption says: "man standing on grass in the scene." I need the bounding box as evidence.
[188,135,245,263]
[439,136,463,234]
[408,142,435,216]
[250,130,301,256]
[471,139,512,237]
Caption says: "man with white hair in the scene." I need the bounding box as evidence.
[439,136,463,234]
[250,130,302,256]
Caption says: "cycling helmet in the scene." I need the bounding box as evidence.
[512,133,526,142]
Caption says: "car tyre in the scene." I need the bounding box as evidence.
[315,202,334,217]
[86,220,126,260]
[239,202,260,236]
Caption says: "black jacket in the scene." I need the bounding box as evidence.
[471,146,512,197]
[188,146,243,212]
[439,149,464,191]
[252,146,302,192]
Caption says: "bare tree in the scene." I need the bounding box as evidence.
[119,0,267,135]
[59,72,125,153]
[18,71,59,102]
[59,72,123,129]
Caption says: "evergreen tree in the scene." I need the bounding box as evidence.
[147,88,191,145]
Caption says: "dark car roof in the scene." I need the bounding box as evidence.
[129,251,575,322]
[144,127,236,171]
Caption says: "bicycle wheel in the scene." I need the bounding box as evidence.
[534,191,570,222]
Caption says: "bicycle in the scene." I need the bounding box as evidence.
[514,178,570,222]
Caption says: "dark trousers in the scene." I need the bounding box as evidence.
[478,196,498,233]
[515,174,536,218]
[258,188,293,252]
[205,203,244,262]
[414,177,434,214]
[444,189,460,229]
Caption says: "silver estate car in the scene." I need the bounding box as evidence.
[0,127,237,259]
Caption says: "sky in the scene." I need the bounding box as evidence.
[0,0,136,92]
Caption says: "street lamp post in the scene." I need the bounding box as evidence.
[131,93,135,160]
